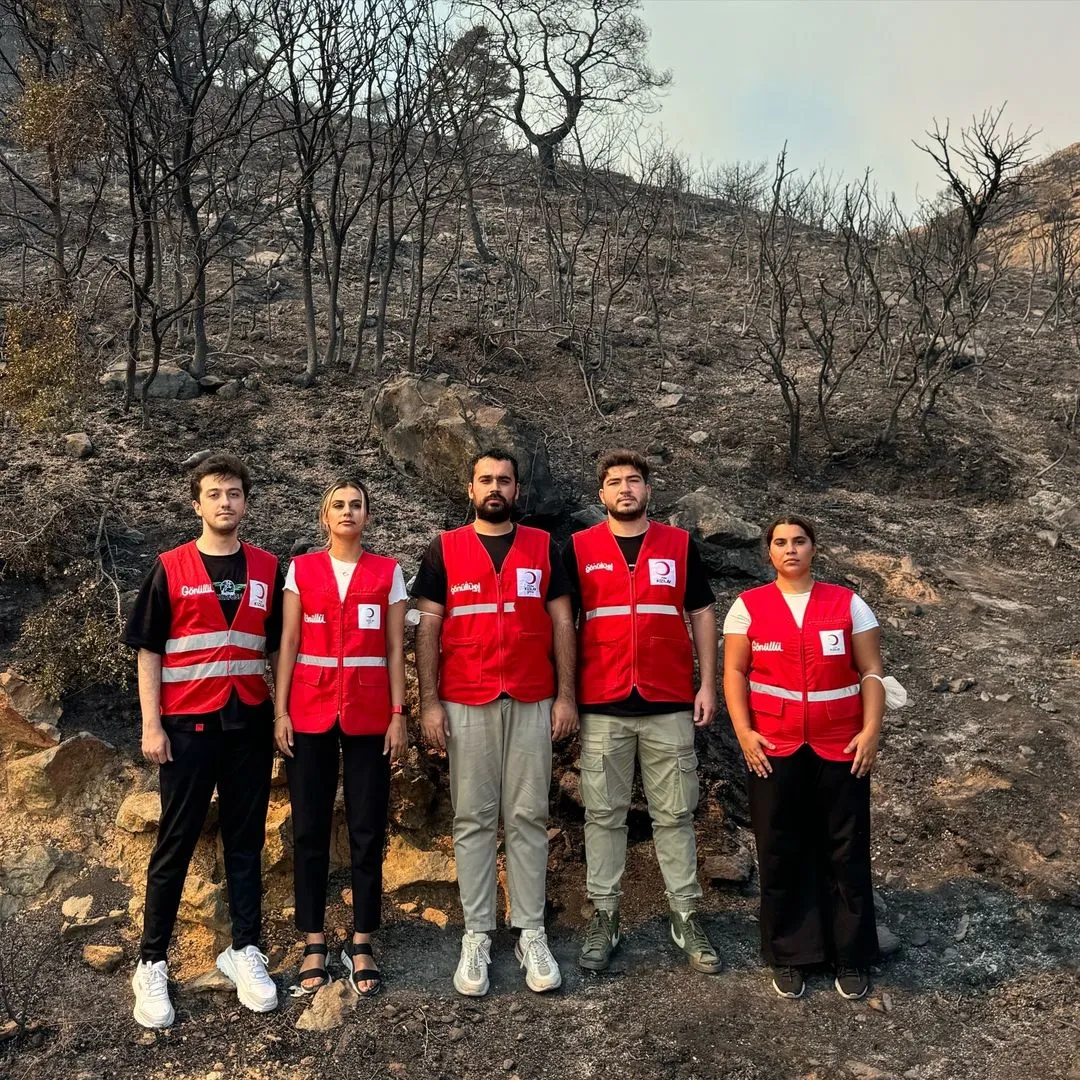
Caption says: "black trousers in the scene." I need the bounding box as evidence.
[286,725,390,935]
[140,723,274,962]
[747,744,879,968]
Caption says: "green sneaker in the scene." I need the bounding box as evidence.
[669,910,722,974]
[579,908,620,972]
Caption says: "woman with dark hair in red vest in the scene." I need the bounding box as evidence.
[723,516,886,1002]
[274,478,408,997]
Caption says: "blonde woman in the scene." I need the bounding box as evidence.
[275,478,408,996]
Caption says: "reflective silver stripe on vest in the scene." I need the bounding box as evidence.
[749,681,861,703]
[295,654,387,669]
[449,603,500,617]
[161,659,267,682]
[503,602,516,613]
[583,605,633,621]
[164,630,267,655]
[635,604,681,617]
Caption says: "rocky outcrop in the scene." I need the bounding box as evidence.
[668,491,766,580]
[6,733,115,813]
[100,362,200,400]
[382,833,457,893]
[368,375,562,516]
[115,791,162,833]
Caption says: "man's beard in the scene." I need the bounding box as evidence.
[606,500,646,522]
[204,517,240,537]
[475,496,513,523]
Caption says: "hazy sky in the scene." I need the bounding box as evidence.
[639,0,1079,207]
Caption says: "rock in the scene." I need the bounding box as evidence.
[262,800,294,905]
[180,450,215,470]
[655,393,683,409]
[6,733,115,813]
[0,672,62,727]
[872,889,886,917]
[1029,490,1080,534]
[658,381,684,394]
[0,688,58,755]
[954,914,970,941]
[398,901,418,914]
[632,314,654,328]
[116,792,162,833]
[368,375,562,516]
[688,430,709,445]
[0,1020,18,1042]
[448,1025,467,1043]
[421,907,448,928]
[271,756,288,787]
[63,432,94,459]
[389,761,436,831]
[1,844,67,896]
[382,834,456,893]
[571,506,607,529]
[295,980,356,1031]
[100,362,200,400]
[184,968,235,994]
[246,250,287,269]
[948,678,975,694]
[62,895,93,920]
[670,491,761,546]
[215,379,242,402]
[876,924,900,956]
[907,926,930,947]
[61,910,126,941]
[1036,837,1059,859]
[179,876,228,931]
[242,373,261,391]
[703,845,754,885]
[82,944,124,973]
[198,375,226,392]
[1036,529,1060,549]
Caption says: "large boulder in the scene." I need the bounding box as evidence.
[0,689,58,758]
[369,375,562,516]
[382,833,456,893]
[669,491,767,580]
[0,671,61,727]
[116,791,162,834]
[100,362,200,400]
[6,733,115,813]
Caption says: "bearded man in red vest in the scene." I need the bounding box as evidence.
[563,449,721,974]
[124,454,284,1028]
[414,449,578,998]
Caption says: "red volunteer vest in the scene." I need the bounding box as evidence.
[439,525,555,705]
[159,541,276,715]
[572,521,695,706]
[287,550,396,736]
[740,581,864,761]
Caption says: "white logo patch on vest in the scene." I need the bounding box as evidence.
[248,579,269,611]
[585,561,614,574]
[303,612,325,624]
[648,558,677,587]
[516,568,543,598]
[358,604,381,630]
[180,583,214,597]
[819,629,846,656]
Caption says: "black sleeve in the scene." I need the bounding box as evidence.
[264,564,286,653]
[410,536,447,606]
[123,558,172,654]
[561,539,581,619]
[684,539,716,612]
[544,538,574,603]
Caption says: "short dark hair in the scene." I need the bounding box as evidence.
[596,449,650,488]
[190,453,251,500]
[764,514,817,547]
[469,448,519,483]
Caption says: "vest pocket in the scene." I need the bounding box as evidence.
[578,749,609,805]
[293,664,325,687]
[824,694,863,724]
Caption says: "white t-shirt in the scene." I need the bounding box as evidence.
[723,587,878,635]
[284,555,408,605]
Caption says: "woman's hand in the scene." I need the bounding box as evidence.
[274,712,295,758]
[736,728,775,778]
[844,725,880,778]
[384,714,408,762]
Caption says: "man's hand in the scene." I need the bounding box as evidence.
[420,703,450,752]
[275,712,295,758]
[142,724,173,766]
[693,685,717,729]
[384,714,408,762]
[844,724,880,778]
[551,696,579,741]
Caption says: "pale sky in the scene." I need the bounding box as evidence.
[639,0,1079,207]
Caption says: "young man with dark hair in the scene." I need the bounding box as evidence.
[413,449,578,997]
[125,453,284,1028]
[563,449,722,974]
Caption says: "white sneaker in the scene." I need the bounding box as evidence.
[132,960,175,1029]
[453,931,492,997]
[515,928,562,993]
[216,945,278,1013]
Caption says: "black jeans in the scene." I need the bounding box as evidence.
[140,722,274,962]
[747,744,879,968]
[286,725,390,935]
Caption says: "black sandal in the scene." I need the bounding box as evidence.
[289,943,332,997]
[341,941,383,997]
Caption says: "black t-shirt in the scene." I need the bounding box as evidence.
[125,547,285,731]
[411,526,574,607]
[561,529,716,716]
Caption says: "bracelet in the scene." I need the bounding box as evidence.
[860,673,885,686]
[274,712,290,720]
[390,705,406,716]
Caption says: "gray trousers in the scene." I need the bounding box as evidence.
[445,697,553,932]
[579,710,703,913]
